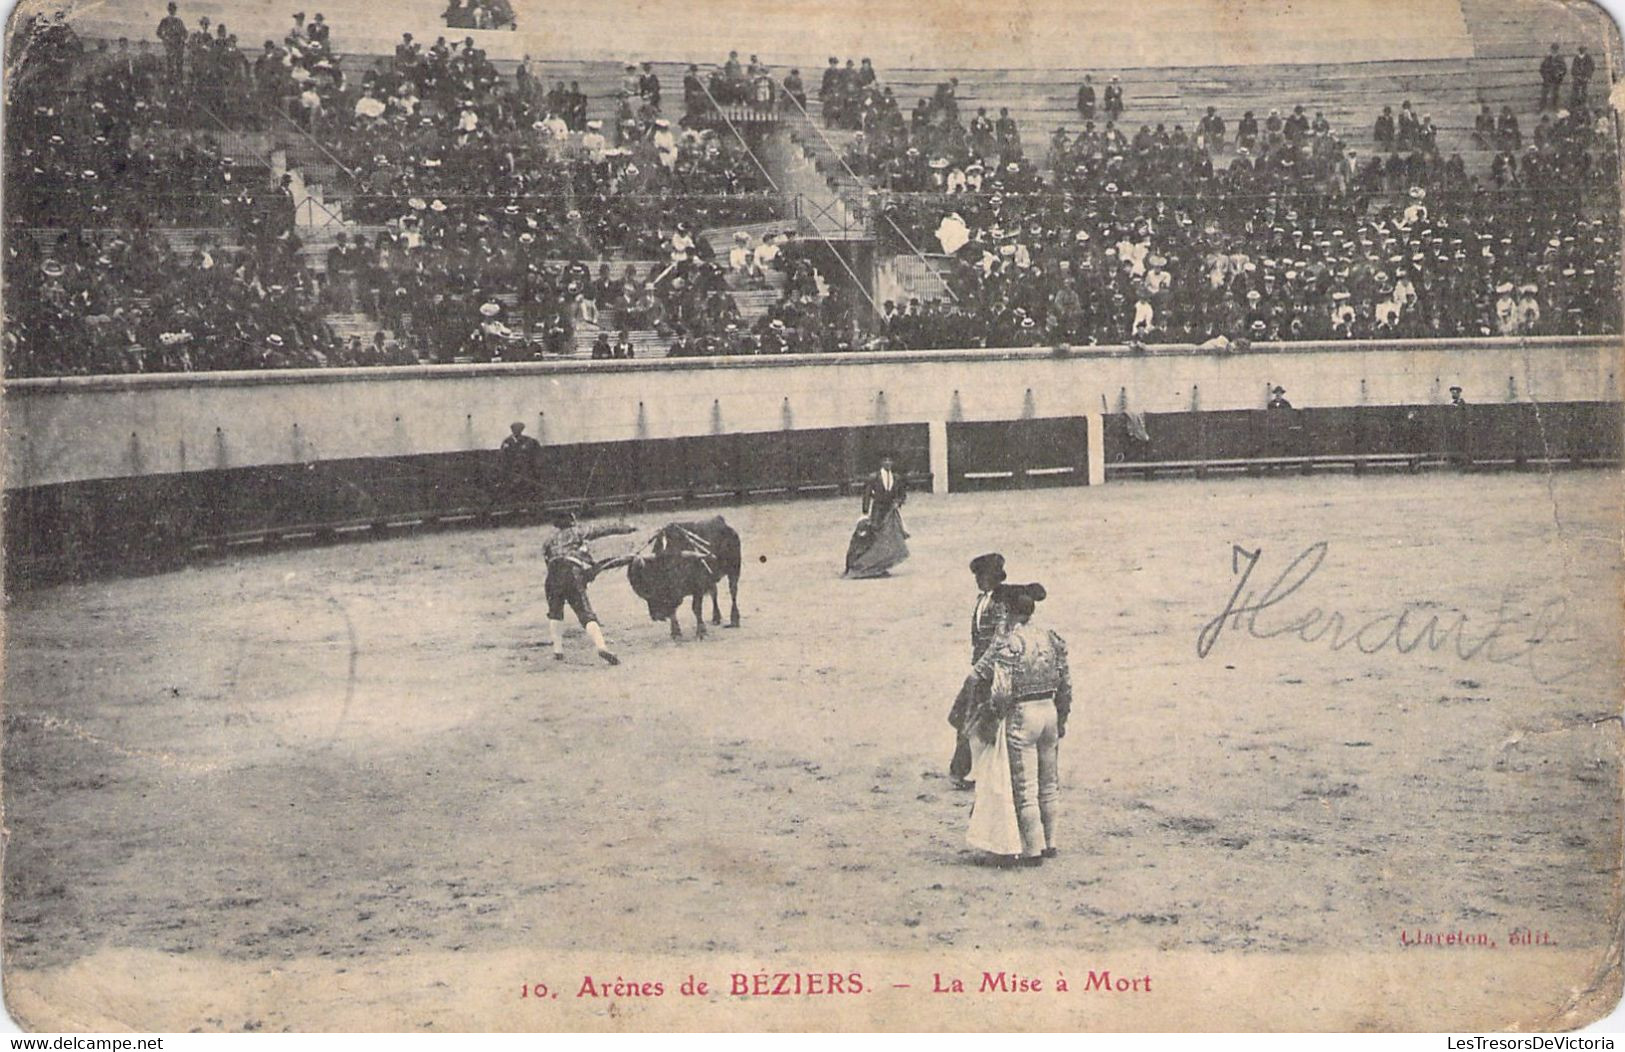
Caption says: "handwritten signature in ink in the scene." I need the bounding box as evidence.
[1196,542,1591,685]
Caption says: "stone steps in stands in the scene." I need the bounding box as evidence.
[570,325,666,355]
[20,225,349,266]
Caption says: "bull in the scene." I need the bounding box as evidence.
[626,516,742,640]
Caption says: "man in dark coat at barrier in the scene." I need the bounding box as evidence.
[495,421,542,508]
[1448,385,1473,467]
[1265,385,1300,464]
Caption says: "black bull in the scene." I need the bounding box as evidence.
[625,517,742,639]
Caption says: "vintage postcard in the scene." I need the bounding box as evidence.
[2,0,1622,1033]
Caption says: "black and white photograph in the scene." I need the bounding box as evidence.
[1,0,1622,1032]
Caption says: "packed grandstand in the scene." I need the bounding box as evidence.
[4,1,1620,376]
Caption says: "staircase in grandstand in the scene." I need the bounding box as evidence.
[770,102,874,242]
[881,254,953,305]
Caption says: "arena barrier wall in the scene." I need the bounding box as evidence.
[4,336,1620,585]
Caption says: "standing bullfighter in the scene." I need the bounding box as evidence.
[843,452,910,578]
[543,511,637,665]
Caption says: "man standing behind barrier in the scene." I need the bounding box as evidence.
[544,512,637,665]
[1448,386,1473,468]
[497,422,542,508]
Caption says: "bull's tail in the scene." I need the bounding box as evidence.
[726,566,740,627]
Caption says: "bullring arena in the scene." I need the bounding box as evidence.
[4,467,1624,1031]
[4,0,1625,1034]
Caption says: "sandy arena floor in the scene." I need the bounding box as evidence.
[3,470,1622,1031]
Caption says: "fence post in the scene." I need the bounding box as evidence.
[929,419,949,494]
[1193,384,1208,480]
[1085,414,1105,485]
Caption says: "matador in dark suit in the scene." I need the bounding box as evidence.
[860,454,907,525]
[844,453,910,578]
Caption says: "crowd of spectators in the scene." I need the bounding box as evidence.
[149,3,348,126]
[6,17,256,228]
[823,66,1015,191]
[661,236,872,356]
[681,51,785,113]
[4,8,359,376]
[3,214,370,377]
[385,225,876,361]
[315,39,778,246]
[857,55,1620,349]
[881,190,1615,347]
[5,7,1621,373]
[330,215,740,361]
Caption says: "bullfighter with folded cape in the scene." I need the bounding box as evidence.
[844,453,910,578]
